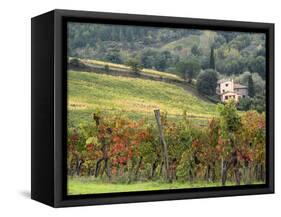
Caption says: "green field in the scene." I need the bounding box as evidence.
[68,70,217,125]
[68,177,263,195]
[68,177,237,195]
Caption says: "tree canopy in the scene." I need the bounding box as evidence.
[176,60,201,83]
[196,69,218,96]
[68,23,266,79]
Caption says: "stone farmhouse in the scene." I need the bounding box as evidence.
[216,79,248,102]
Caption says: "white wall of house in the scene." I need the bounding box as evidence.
[221,92,239,102]
[219,80,234,94]
[218,80,248,102]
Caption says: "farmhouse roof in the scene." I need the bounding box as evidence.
[217,79,229,84]
[234,83,247,89]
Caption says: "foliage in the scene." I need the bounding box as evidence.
[68,23,266,79]
[237,94,265,113]
[126,58,142,75]
[196,69,218,96]
[217,100,241,134]
[209,46,215,70]
[237,97,252,111]
[154,51,173,71]
[68,103,266,188]
[248,56,266,79]
[248,75,255,98]
[191,44,202,56]
[105,50,122,64]
[68,58,85,68]
[104,64,110,72]
[234,71,265,96]
[66,24,267,190]
[176,60,200,83]
[251,94,266,113]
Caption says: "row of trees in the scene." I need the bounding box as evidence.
[68,102,265,185]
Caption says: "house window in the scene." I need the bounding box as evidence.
[243,95,245,98]
[225,84,229,87]
[222,89,225,93]
[225,96,228,100]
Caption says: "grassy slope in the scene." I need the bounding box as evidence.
[68,70,217,125]
[76,57,183,81]
[68,177,239,195]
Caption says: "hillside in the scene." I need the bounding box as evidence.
[161,31,217,56]
[75,57,183,81]
[68,57,219,102]
[66,22,267,195]
[68,23,266,78]
[67,70,217,126]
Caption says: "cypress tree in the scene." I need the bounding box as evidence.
[248,75,255,98]
[210,46,215,70]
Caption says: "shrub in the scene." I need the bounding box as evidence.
[104,64,110,72]
[196,69,218,96]
[68,58,85,68]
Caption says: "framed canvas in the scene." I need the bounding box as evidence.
[31,9,274,207]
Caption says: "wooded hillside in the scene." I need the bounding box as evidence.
[68,23,266,78]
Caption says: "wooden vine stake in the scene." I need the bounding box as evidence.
[154,109,170,181]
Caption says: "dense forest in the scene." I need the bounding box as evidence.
[68,22,266,78]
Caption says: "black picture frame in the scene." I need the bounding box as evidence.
[31,9,274,207]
